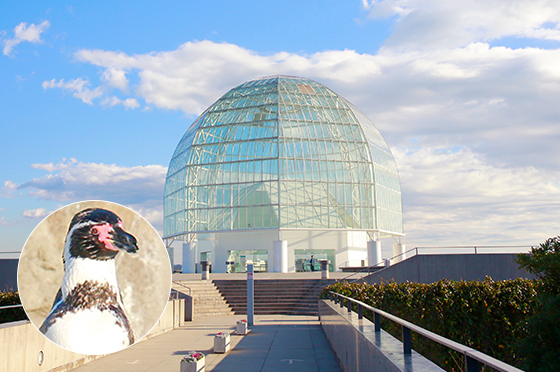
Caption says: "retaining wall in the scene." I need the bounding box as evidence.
[0,298,184,372]
[364,253,536,285]
[0,259,19,291]
[319,299,444,371]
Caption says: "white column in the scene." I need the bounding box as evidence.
[392,243,406,264]
[166,246,174,270]
[182,242,197,273]
[272,240,288,273]
[367,239,382,266]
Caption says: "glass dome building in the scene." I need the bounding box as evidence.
[164,76,404,273]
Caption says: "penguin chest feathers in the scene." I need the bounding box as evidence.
[42,280,134,355]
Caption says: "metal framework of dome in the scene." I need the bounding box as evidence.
[164,76,403,241]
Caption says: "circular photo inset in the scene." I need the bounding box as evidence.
[17,201,172,355]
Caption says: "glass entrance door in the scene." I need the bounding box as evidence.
[227,250,268,273]
[294,249,335,272]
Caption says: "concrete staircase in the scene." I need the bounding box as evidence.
[172,280,234,318]
[213,279,336,316]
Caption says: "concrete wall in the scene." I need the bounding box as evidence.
[0,259,19,291]
[363,254,536,285]
[0,298,184,372]
[319,299,444,372]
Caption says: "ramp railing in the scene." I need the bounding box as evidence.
[340,245,531,282]
[327,291,523,372]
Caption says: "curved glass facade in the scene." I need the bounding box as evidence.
[164,76,403,238]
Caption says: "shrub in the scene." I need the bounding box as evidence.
[516,236,560,294]
[515,236,560,371]
[322,278,538,371]
[0,291,27,324]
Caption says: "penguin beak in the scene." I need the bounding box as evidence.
[111,227,139,254]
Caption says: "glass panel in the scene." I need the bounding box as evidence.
[294,249,335,272]
[226,250,269,273]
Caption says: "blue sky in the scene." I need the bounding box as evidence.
[2,0,560,257]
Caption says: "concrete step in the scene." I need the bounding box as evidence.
[172,280,235,318]
[212,278,334,316]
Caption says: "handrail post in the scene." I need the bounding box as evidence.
[466,355,481,372]
[358,304,363,319]
[340,298,344,308]
[374,312,381,332]
[347,299,352,313]
[402,326,412,354]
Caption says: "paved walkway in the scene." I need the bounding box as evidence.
[70,314,342,372]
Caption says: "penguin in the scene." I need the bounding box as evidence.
[39,208,138,355]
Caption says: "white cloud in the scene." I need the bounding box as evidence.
[101,96,140,109]
[17,159,166,205]
[42,78,103,105]
[42,77,141,109]
[4,159,167,232]
[1,181,17,198]
[49,41,560,173]
[361,0,560,49]
[22,208,48,219]
[101,68,130,92]
[31,158,77,172]
[128,207,164,236]
[3,20,50,56]
[394,147,560,245]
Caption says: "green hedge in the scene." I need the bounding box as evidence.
[321,278,539,371]
[0,291,27,324]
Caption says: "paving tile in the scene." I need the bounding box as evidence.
[70,314,341,372]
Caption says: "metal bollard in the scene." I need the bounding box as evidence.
[201,261,210,280]
[318,259,330,279]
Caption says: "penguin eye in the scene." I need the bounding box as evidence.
[91,227,99,235]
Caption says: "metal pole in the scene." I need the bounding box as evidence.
[402,326,412,354]
[466,355,481,372]
[247,263,254,326]
[374,312,381,332]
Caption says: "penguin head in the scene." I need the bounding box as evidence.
[65,208,138,261]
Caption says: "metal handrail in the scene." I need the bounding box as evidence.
[339,245,532,282]
[171,280,192,297]
[0,251,21,258]
[0,304,23,310]
[327,291,523,372]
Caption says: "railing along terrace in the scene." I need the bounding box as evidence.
[0,251,21,259]
[0,304,25,324]
[327,291,523,372]
[340,245,531,282]
[387,245,531,267]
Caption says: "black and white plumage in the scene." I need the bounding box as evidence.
[39,208,138,355]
